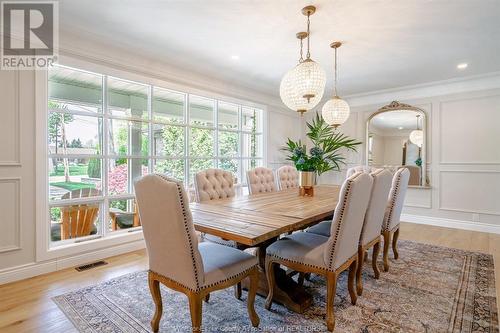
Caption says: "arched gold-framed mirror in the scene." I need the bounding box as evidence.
[366,101,428,187]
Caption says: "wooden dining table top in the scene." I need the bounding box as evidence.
[191,185,340,246]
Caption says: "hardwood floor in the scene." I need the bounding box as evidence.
[1,222,499,332]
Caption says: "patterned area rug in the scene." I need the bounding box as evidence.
[53,240,498,332]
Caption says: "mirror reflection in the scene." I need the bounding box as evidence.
[367,103,427,186]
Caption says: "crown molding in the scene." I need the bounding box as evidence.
[345,71,500,108]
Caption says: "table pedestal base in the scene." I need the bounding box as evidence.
[242,265,312,313]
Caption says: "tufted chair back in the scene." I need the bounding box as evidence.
[246,167,277,194]
[276,165,299,190]
[359,169,393,246]
[383,167,410,232]
[194,168,235,202]
[135,174,204,290]
[345,165,375,178]
[323,172,373,270]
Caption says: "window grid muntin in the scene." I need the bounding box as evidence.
[47,64,264,248]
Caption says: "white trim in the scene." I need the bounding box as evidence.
[346,71,500,107]
[0,239,145,285]
[0,177,21,253]
[401,214,500,234]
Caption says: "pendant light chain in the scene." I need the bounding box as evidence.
[306,13,311,59]
[299,37,304,63]
[334,46,338,96]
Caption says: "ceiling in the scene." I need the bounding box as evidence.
[58,0,500,98]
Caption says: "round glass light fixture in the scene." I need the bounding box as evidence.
[291,58,326,108]
[322,96,350,127]
[409,114,423,147]
[279,69,309,114]
[409,129,423,147]
[279,6,325,114]
[322,42,350,128]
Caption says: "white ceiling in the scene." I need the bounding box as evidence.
[58,0,500,98]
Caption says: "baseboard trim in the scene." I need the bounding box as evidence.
[401,214,500,234]
[0,240,146,285]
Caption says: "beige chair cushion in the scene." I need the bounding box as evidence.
[246,167,277,194]
[383,167,410,231]
[324,172,373,270]
[346,165,374,178]
[200,242,258,287]
[359,169,393,246]
[194,169,235,202]
[306,220,331,237]
[276,165,299,190]
[135,174,204,291]
[266,232,329,269]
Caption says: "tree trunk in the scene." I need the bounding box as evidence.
[60,113,70,183]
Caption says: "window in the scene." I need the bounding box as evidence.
[47,64,264,247]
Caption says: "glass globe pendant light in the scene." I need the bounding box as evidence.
[322,41,350,128]
[409,114,424,147]
[279,6,325,115]
[292,6,326,107]
[279,32,312,115]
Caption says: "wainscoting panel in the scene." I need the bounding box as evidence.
[440,95,500,164]
[0,178,21,253]
[0,70,20,165]
[439,170,500,215]
[405,188,432,209]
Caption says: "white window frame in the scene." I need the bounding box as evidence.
[35,54,267,261]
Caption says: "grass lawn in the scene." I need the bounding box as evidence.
[50,181,96,191]
[50,164,88,176]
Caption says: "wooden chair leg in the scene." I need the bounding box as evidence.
[148,274,163,333]
[297,272,305,286]
[188,293,203,333]
[247,269,260,327]
[392,227,400,260]
[347,259,358,305]
[234,282,242,299]
[356,245,364,296]
[326,271,337,332]
[372,242,381,279]
[204,293,210,303]
[264,257,276,310]
[382,230,391,272]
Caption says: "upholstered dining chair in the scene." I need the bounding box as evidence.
[135,174,260,333]
[264,172,373,332]
[381,167,410,272]
[306,169,393,295]
[193,168,237,248]
[276,165,299,190]
[345,165,374,178]
[246,167,277,194]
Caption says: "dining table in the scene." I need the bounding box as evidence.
[190,185,340,313]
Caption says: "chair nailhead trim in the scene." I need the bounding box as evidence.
[267,254,331,272]
[383,169,404,231]
[155,173,202,290]
[327,172,363,270]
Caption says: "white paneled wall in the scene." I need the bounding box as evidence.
[308,79,500,232]
[0,69,36,272]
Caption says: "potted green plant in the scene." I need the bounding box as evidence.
[282,113,361,194]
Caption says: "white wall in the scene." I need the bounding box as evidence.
[0,34,302,283]
[308,74,500,233]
